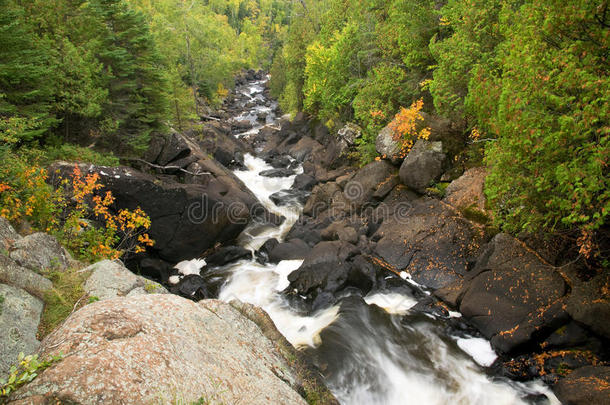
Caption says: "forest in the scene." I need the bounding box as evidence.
[270,0,609,268]
[0,0,608,264]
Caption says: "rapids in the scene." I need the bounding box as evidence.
[183,78,561,405]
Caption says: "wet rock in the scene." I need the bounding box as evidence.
[458,233,568,353]
[84,260,167,301]
[553,366,610,405]
[0,283,43,376]
[399,140,445,194]
[0,217,20,251]
[289,137,325,162]
[260,168,296,178]
[373,198,485,290]
[443,167,488,212]
[232,120,253,130]
[137,257,173,282]
[264,154,293,168]
[170,274,210,300]
[269,239,312,263]
[0,255,52,300]
[286,241,359,301]
[205,246,251,267]
[270,189,310,207]
[10,295,313,405]
[194,122,250,169]
[9,232,72,272]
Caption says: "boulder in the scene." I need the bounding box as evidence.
[204,246,251,267]
[170,274,210,300]
[373,198,485,290]
[0,283,43,376]
[375,125,402,165]
[269,239,312,263]
[270,189,310,207]
[566,271,610,339]
[443,167,488,212]
[193,122,250,169]
[10,295,319,405]
[9,232,72,272]
[286,241,359,302]
[303,182,350,218]
[344,160,396,210]
[83,260,167,301]
[0,255,52,300]
[260,168,296,178]
[399,140,445,194]
[321,221,359,244]
[553,366,610,405]
[336,123,361,155]
[50,153,257,263]
[458,233,568,353]
[0,217,21,251]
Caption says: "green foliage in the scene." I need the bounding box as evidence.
[481,1,609,258]
[39,268,88,338]
[0,352,63,400]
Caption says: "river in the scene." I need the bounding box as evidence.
[181,77,560,405]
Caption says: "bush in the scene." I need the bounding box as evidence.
[0,150,154,262]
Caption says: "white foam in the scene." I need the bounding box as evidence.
[173,258,206,276]
[455,336,498,367]
[364,292,417,315]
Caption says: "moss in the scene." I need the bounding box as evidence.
[426,182,450,198]
[38,267,89,338]
[460,204,490,224]
[0,294,4,316]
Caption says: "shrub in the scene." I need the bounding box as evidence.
[0,353,63,400]
[388,98,431,158]
[0,150,154,262]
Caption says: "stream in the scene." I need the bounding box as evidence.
[180,78,561,405]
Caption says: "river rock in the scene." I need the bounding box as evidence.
[10,295,315,405]
[553,366,610,405]
[286,241,359,303]
[204,246,251,267]
[399,140,445,194]
[373,198,485,290]
[457,233,568,353]
[84,260,167,301]
[0,283,44,376]
[270,189,310,207]
[0,255,52,300]
[9,232,72,272]
[443,167,488,212]
[269,239,312,263]
[260,168,296,178]
[170,274,210,300]
[194,121,250,169]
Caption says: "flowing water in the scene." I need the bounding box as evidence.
[185,78,561,405]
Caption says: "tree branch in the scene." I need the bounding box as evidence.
[126,158,212,176]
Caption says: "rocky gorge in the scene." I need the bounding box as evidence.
[1,71,608,404]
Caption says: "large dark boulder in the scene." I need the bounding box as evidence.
[565,271,610,340]
[49,133,260,264]
[399,140,445,194]
[457,233,569,353]
[268,239,312,263]
[553,366,610,405]
[286,241,359,302]
[343,160,396,210]
[372,198,485,290]
[192,121,251,169]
